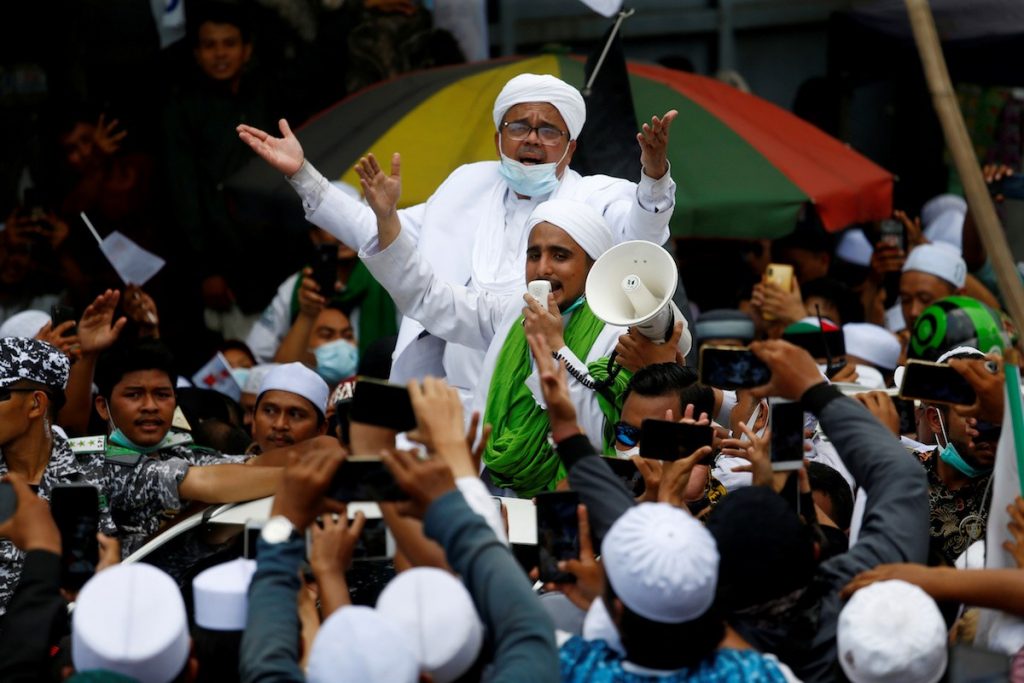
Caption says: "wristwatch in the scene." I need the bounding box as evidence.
[260,515,296,544]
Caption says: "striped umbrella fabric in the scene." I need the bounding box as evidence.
[236,54,893,239]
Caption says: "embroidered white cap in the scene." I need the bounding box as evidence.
[192,558,257,631]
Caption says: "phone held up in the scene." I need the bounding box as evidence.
[699,345,772,390]
[769,400,804,471]
[898,360,977,406]
[51,483,101,590]
[639,419,714,463]
[536,491,580,584]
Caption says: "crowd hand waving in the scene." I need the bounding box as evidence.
[950,354,1005,424]
[751,277,804,326]
[35,321,79,358]
[750,340,824,401]
[614,320,684,373]
[637,110,678,180]
[527,333,580,439]
[354,153,402,248]
[541,505,604,611]
[523,293,565,353]
[721,421,773,487]
[382,448,457,520]
[271,446,348,531]
[1004,497,1024,569]
[77,290,128,356]
[122,285,160,337]
[93,113,128,156]
[0,473,60,554]
[406,377,477,478]
[853,391,901,436]
[237,119,305,177]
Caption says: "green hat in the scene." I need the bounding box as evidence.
[908,296,1010,361]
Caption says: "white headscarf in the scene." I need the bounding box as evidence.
[493,74,587,140]
[527,199,613,260]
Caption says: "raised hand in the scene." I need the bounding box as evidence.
[35,321,79,358]
[77,289,127,356]
[354,153,401,220]
[296,268,328,318]
[0,473,61,554]
[523,292,564,352]
[527,333,579,439]
[614,320,683,373]
[237,119,305,177]
[749,340,824,401]
[407,377,476,477]
[382,448,456,519]
[637,110,677,180]
[271,445,348,530]
[950,354,1004,424]
[721,421,772,487]
[93,113,127,156]
[541,505,604,611]
[122,285,160,337]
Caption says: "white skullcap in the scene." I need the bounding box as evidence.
[72,564,190,683]
[838,580,948,683]
[307,606,419,683]
[582,596,625,656]
[936,345,985,364]
[851,364,886,390]
[257,362,329,415]
[921,193,967,228]
[527,199,613,261]
[243,363,278,395]
[376,568,484,683]
[902,243,967,289]
[493,73,586,140]
[844,323,902,370]
[923,210,964,251]
[0,309,51,338]
[192,558,257,631]
[836,229,873,267]
[601,503,719,623]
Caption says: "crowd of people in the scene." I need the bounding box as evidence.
[2,2,1024,682]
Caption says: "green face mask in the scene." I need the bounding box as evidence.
[935,410,992,479]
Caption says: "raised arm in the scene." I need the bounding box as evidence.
[237,119,305,176]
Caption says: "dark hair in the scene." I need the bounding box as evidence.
[219,339,256,367]
[95,340,177,400]
[9,378,65,417]
[801,277,864,325]
[806,462,854,531]
[192,418,252,454]
[253,390,326,427]
[192,627,242,683]
[188,1,252,45]
[624,363,714,417]
[606,582,724,670]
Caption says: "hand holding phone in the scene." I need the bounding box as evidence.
[899,360,977,406]
[51,483,101,590]
[50,304,78,338]
[349,378,417,432]
[639,419,714,462]
[769,400,804,471]
[699,345,772,390]
[326,456,409,501]
[311,243,338,297]
[536,491,580,584]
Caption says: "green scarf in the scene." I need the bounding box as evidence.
[291,261,398,355]
[482,302,631,497]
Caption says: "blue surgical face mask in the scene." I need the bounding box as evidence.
[108,417,169,455]
[497,144,569,198]
[230,367,251,390]
[314,338,359,384]
[935,409,992,479]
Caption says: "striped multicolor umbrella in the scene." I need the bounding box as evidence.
[239,54,893,239]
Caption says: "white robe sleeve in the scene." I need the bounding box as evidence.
[587,164,675,247]
[287,160,427,250]
[359,230,510,351]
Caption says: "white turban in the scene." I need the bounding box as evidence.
[257,362,329,416]
[493,74,586,140]
[843,323,902,370]
[527,199,613,260]
[0,309,50,338]
[902,242,967,289]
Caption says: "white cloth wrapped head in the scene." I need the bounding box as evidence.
[837,580,948,683]
[527,199,613,260]
[257,361,329,416]
[307,606,419,683]
[843,323,902,370]
[835,228,873,267]
[493,74,587,140]
[902,243,967,289]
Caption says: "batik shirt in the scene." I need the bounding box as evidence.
[0,430,116,616]
[102,431,250,556]
[916,448,992,566]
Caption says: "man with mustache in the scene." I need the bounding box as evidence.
[250,362,329,454]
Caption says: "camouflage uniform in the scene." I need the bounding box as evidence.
[102,431,250,556]
[0,430,116,616]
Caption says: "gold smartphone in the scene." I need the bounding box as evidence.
[762,263,794,320]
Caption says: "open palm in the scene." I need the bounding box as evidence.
[354,153,402,219]
[237,119,305,176]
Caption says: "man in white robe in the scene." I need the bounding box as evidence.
[237,73,677,409]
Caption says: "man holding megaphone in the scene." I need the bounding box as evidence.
[354,153,690,497]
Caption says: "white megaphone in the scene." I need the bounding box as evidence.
[585,240,691,356]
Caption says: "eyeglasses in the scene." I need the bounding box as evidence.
[613,421,641,448]
[0,388,37,402]
[501,121,567,146]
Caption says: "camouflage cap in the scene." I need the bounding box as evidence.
[0,337,70,390]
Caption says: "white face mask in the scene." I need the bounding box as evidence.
[497,144,569,198]
[615,444,640,459]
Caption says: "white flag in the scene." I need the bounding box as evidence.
[577,0,623,18]
[976,366,1024,654]
[150,0,186,49]
[191,352,242,402]
[99,231,166,287]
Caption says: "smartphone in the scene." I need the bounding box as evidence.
[243,520,263,560]
[527,280,552,304]
[945,643,1010,682]
[892,397,918,435]
[536,491,580,584]
[0,482,15,525]
[639,419,714,462]
[308,515,393,561]
[762,264,794,321]
[348,377,417,432]
[601,457,645,497]
[899,360,977,406]
[878,218,905,251]
[699,345,772,390]
[311,243,338,297]
[769,400,804,471]
[781,329,846,361]
[50,484,100,590]
[326,456,409,502]
[50,303,77,337]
